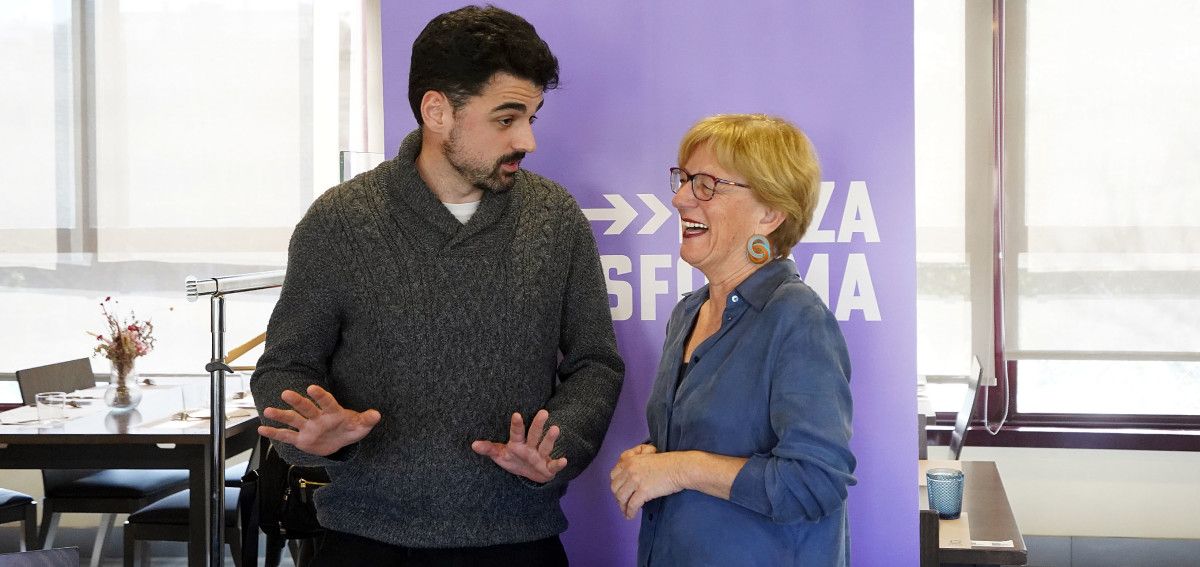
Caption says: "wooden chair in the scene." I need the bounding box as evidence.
[920,508,940,567]
[15,359,189,567]
[122,443,257,567]
[0,547,80,567]
[918,413,929,459]
[14,359,94,405]
[0,489,37,552]
[224,461,249,487]
[949,356,984,460]
[122,487,243,567]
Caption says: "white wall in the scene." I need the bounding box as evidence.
[929,445,1200,539]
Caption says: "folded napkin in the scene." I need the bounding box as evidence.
[0,405,40,425]
[65,393,104,400]
[0,403,101,425]
[144,407,256,430]
[182,408,255,420]
[939,512,971,549]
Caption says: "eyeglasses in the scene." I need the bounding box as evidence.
[669,167,751,201]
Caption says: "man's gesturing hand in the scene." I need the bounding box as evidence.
[258,384,381,457]
[472,409,567,484]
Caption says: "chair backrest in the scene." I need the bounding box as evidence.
[917,414,928,460]
[16,359,102,489]
[0,547,80,567]
[919,509,940,567]
[15,359,96,405]
[949,356,984,460]
[41,470,100,489]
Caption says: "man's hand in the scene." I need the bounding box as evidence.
[609,444,688,519]
[258,384,381,457]
[471,409,567,484]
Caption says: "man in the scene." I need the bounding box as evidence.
[251,6,624,565]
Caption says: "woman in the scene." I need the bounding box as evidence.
[610,114,856,566]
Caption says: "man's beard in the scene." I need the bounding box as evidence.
[442,126,525,194]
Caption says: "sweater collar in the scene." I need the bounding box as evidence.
[385,129,515,242]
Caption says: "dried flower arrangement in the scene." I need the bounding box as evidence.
[89,296,156,380]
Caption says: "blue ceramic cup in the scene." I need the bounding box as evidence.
[926,468,965,520]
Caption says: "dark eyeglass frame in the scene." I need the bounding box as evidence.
[669,166,752,201]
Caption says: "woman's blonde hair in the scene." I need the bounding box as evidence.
[678,114,821,260]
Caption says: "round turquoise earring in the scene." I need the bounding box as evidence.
[747,234,771,265]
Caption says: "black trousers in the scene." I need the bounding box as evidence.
[310,529,569,567]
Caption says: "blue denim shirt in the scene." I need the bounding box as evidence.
[638,259,857,567]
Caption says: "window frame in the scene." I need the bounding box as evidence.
[931,361,1200,451]
[923,0,1200,452]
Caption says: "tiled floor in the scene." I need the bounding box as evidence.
[1026,535,1200,567]
[96,547,295,566]
[9,529,1198,566]
[94,554,294,564]
[1,519,294,566]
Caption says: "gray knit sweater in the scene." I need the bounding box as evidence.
[251,129,624,548]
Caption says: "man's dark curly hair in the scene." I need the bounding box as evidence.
[408,5,560,125]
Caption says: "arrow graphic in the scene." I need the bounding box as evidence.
[582,194,637,235]
[583,193,675,236]
[637,194,672,235]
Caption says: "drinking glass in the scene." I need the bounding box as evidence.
[926,468,965,519]
[176,383,211,420]
[36,391,67,424]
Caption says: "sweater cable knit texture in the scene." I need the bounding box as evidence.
[251,129,624,548]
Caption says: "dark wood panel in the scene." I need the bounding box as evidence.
[919,460,1028,565]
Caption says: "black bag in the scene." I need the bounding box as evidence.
[244,441,331,540]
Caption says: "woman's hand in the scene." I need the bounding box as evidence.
[258,384,381,457]
[609,444,689,519]
[611,445,750,519]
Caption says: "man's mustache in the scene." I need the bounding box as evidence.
[496,152,527,168]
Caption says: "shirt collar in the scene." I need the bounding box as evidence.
[732,259,799,310]
[680,258,799,311]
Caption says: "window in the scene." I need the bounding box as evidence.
[1009,0,1200,420]
[916,0,1200,447]
[914,0,985,414]
[0,0,383,387]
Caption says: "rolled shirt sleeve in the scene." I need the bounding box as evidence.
[729,303,857,523]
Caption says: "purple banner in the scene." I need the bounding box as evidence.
[382,2,915,565]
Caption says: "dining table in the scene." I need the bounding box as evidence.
[0,376,259,566]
